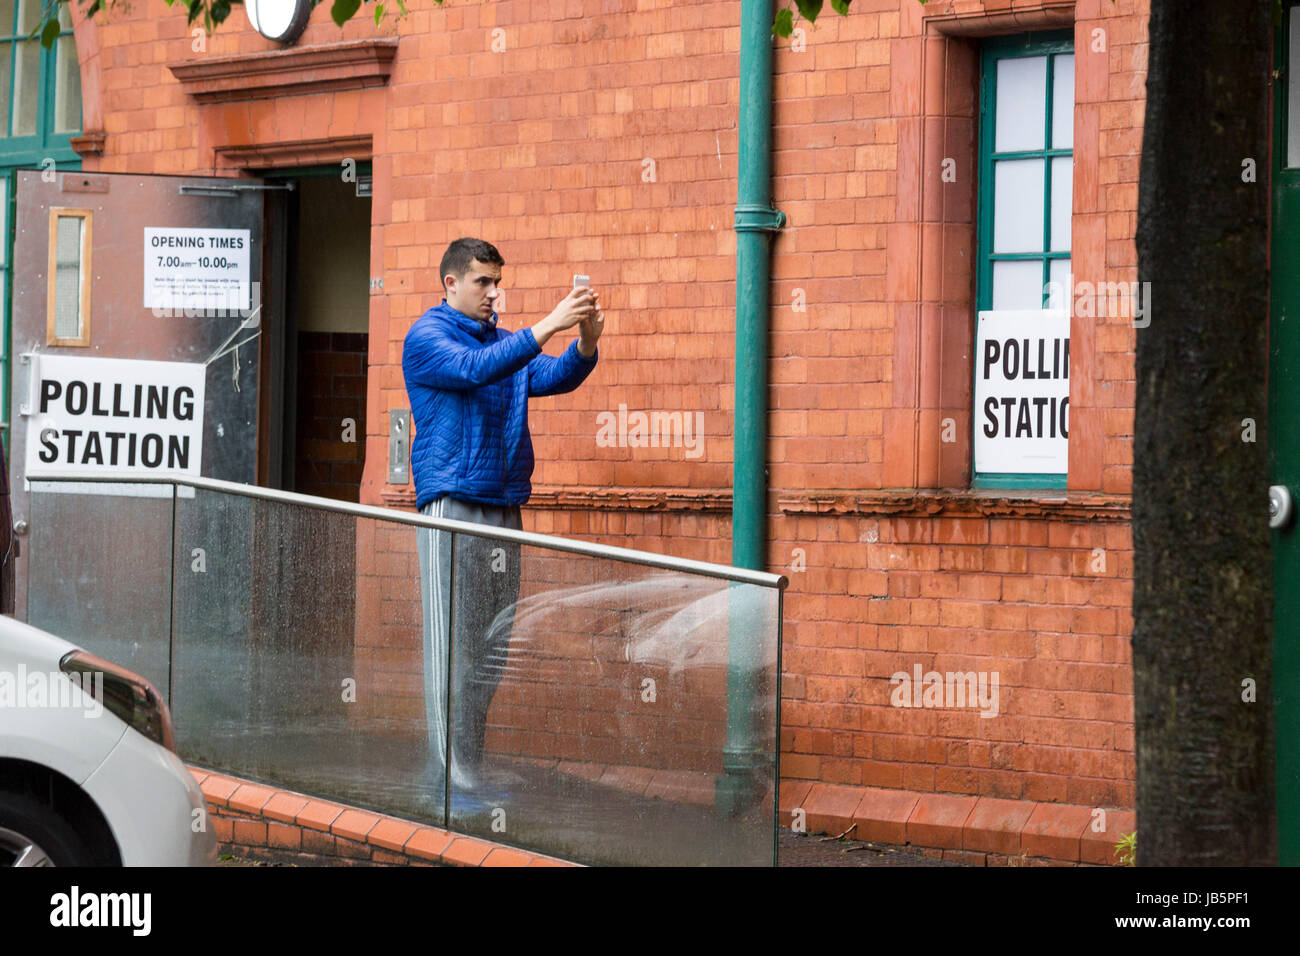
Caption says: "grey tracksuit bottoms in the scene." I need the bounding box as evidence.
[416,495,522,787]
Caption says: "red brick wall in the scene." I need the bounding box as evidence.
[75,0,1147,814]
[774,510,1133,808]
[293,331,368,501]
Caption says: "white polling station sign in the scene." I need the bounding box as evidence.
[143,226,251,312]
[974,309,1070,475]
[25,355,206,478]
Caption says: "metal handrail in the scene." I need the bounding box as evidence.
[27,472,789,590]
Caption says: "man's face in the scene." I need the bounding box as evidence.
[445,259,502,321]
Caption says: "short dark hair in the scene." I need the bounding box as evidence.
[440,238,505,291]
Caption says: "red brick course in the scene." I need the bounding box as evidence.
[191,766,579,868]
[198,760,1133,866]
[780,776,1134,866]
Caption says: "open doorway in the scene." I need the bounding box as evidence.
[266,166,371,503]
[248,166,372,724]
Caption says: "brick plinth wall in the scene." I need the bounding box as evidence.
[782,780,1135,866]
[192,767,579,867]
[193,762,1130,866]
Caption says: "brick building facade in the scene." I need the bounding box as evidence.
[45,0,1148,852]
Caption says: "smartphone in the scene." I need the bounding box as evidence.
[573,274,590,291]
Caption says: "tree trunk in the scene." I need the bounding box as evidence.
[1132,0,1275,864]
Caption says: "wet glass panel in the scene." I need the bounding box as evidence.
[27,482,175,696]
[169,492,441,822]
[41,477,789,866]
[442,531,780,866]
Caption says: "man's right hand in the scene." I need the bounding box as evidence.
[532,287,598,346]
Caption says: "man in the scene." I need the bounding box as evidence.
[402,237,603,799]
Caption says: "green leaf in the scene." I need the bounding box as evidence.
[374,2,384,25]
[795,0,823,24]
[211,0,231,26]
[773,8,793,37]
[331,0,361,26]
[830,0,851,14]
[40,16,59,49]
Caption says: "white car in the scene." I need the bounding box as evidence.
[0,615,216,866]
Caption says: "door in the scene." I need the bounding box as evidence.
[1271,6,1300,867]
[6,169,272,689]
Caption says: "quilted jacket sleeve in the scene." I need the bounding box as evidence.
[403,320,543,390]
[528,340,599,397]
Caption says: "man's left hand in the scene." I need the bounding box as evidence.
[578,303,604,357]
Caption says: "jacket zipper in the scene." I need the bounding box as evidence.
[501,376,508,498]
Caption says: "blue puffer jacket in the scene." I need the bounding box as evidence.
[402,298,599,508]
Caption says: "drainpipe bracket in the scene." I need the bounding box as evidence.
[733,204,786,233]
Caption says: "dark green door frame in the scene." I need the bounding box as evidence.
[257,163,372,491]
[1271,2,1300,867]
[0,5,82,456]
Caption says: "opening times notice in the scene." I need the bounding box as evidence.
[143,226,251,313]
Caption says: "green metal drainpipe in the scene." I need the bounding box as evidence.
[718,0,785,816]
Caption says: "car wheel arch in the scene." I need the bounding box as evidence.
[0,758,122,866]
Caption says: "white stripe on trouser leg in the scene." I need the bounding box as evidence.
[424,498,449,783]
[427,496,472,792]
[428,502,444,780]
[437,498,451,782]
[444,498,474,790]
[434,497,444,775]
